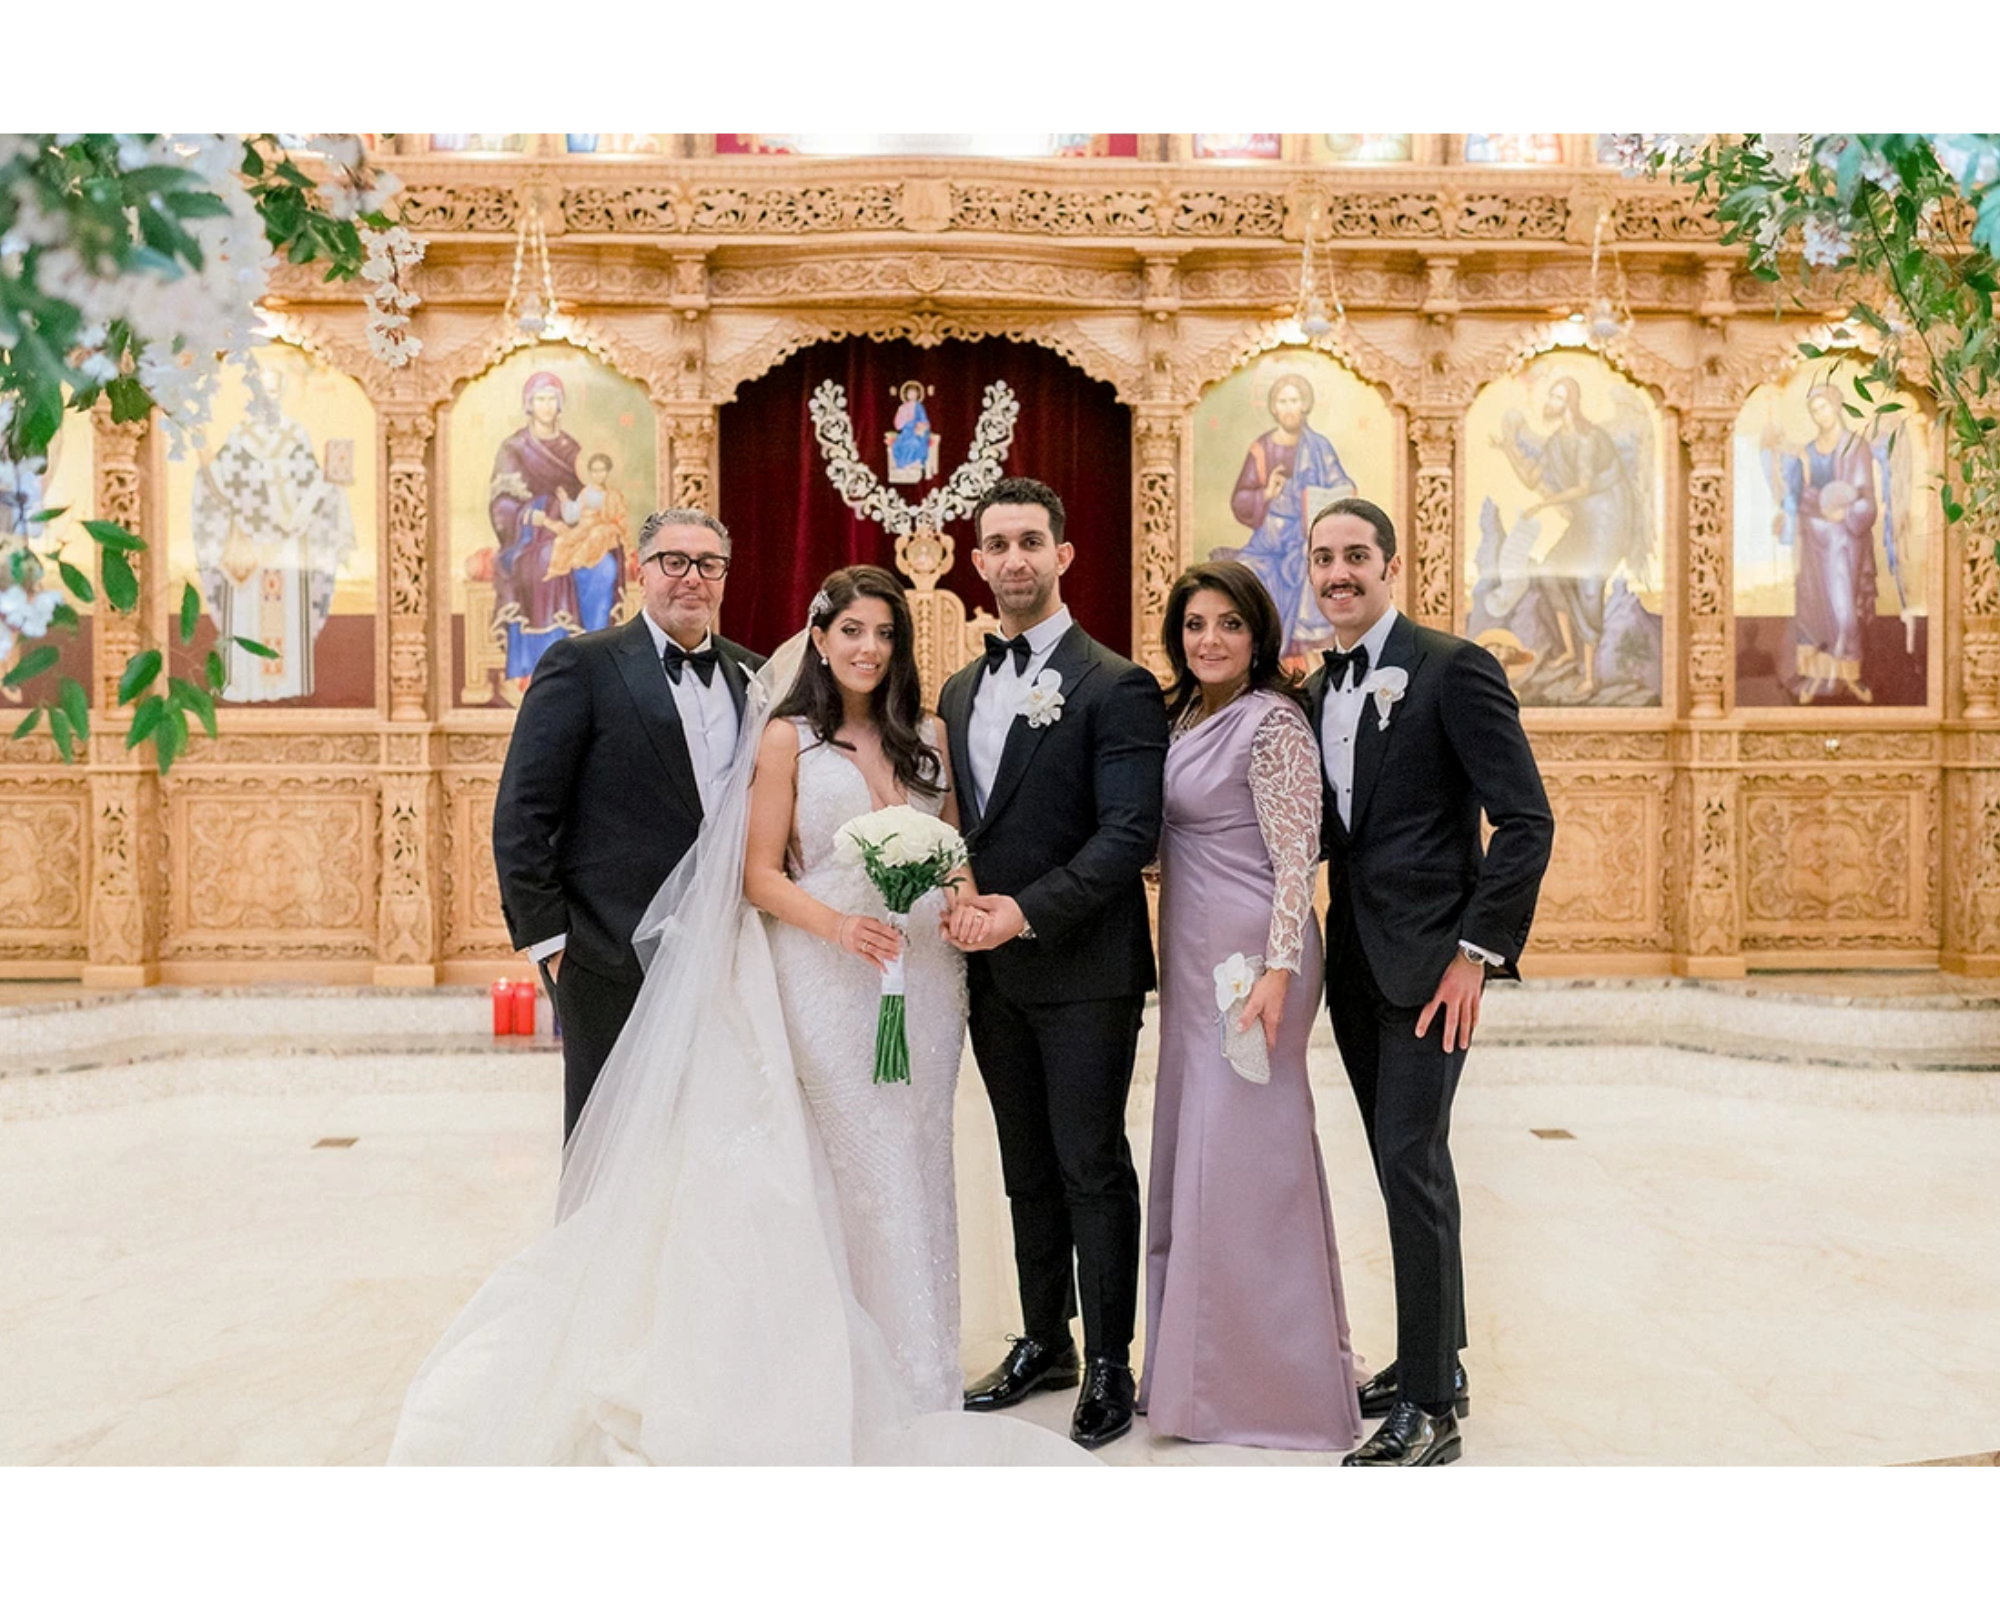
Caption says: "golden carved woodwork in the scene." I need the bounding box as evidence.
[1533,773,1671,950]
[1741,771,1940,948]
[0,788,87,960]
[5,151,1997,981]
[165,782,377,957]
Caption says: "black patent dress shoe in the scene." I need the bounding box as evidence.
[1342,1400,1462,1467]
[963,1335,1080,1412]
[1357,1359,1470,1419]
[1069,1358,1136,1450]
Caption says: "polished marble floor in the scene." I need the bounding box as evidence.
[2,982,1997,1467]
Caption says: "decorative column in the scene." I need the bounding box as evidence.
[1945,517,2000,973]
[1673,415,1743,975]
[83,409,160,987]
[1409,412,1457,632]
[664,407,718,513]
[374,406,441,983]
[383,409,436,722]
[1131,406,1184,681]
[1682,415,1733,719]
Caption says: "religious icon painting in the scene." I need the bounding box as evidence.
[1461,351,1667,709]
[885,381,940,484]
[448,344,658,709]
[1732,364,1934,709]
[1191,350,1399,669]
[1464,134,1566,165]
[1311,134,1414,163]
[1191,134,1283,160]
[162,342,377,709]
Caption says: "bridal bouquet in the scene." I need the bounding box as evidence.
[835,806,969,1085]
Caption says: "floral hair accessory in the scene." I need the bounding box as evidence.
[807,589,835,624]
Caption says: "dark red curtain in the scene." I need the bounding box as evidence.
[717,338,1131,659]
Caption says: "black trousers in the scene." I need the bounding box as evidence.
[967,963,1145,1367]
[546,956,642,1144]
[1325,890,1469,1409]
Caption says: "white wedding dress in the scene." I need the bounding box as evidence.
[768,719,965,1413]
[389,642,1086,1466]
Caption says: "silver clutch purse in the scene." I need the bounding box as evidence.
[1219,996,1271,1084]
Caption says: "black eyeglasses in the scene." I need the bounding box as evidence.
[646,551,731,580]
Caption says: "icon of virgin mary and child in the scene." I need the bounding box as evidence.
[487,371,632,681]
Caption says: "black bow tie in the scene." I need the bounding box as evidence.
[1322,643,1370,691]
[662,640,718,687]
[983,632,1032,676]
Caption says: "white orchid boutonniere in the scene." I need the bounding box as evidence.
[1358,665,1408,732]
[1019,668,1065,728]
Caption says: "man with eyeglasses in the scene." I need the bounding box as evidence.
[494,508,766,1143]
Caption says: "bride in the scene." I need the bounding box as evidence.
[390,565,1082,1465]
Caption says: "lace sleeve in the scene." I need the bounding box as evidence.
[1247,702,1323,974]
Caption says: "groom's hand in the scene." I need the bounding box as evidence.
[944,893,1026,951]
[1417,955,1486,1053]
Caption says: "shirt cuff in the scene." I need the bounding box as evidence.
[1458,939,1504,966]
[528,933,568,962]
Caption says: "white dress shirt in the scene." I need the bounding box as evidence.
[1318,604,1501,969]
[967,604,1071,816]
[643,612,740,816]
[529,617,738,965]
[1318,604,1401,832]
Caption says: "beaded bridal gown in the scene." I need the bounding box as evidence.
[389,643,1083,1466]
[765,719,966,1414]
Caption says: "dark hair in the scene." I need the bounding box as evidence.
[773,565,943,799]
[1160,560,1307,722]
[1308,495,1397,562]
[970,476,1066,542]
[587,452,613,472]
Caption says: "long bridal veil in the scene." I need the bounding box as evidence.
[390,636,1086,1466]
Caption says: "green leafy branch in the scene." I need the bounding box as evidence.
[1657,133,2000,538]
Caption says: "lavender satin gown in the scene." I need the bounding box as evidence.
[1139,690,1363,1450]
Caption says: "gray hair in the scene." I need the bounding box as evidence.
[637,507,731,557]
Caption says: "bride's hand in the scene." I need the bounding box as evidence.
[836,913,903,972]
[942,899,994,947]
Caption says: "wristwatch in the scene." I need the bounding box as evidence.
[1017,918,1036,941]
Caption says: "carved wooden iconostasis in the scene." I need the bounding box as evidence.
[3,136,1996,987]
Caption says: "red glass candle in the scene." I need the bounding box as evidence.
[491,979,514,1036]
[511,978,537,1037]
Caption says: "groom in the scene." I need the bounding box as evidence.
[939,477,1168,1450]
[493,508,764,1143]
[1304,497,1553,1467]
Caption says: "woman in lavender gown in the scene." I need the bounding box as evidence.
[1138,560,1363,1451]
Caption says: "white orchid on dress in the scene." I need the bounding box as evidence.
[1358,665,1408,731]
[1020,668,1065,728]
[1211,951,1270,1085]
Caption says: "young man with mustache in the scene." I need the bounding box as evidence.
[1303,497,1553,1466]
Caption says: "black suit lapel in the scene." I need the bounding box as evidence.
[717,643,750,729]
[613,617,704,824]
[977,626,1095,836]
[1304,662,1350,848]
[1348,613,1425,838]
[943,666,982,834]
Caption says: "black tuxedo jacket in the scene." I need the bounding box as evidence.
[493,615,765,987]
[938,624,1168,1007]
[1306,612,1554,1010]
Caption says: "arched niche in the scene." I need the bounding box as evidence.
[1461,349,1669,709]
[1731,359,1939,710]
[1189,348,1401,661]
[444,343,660,710]
[160,342,378,710]
[716,334,1132,660]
